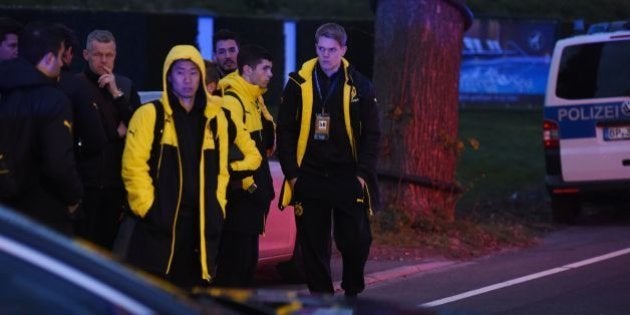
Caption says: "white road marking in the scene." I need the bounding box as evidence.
[420,247,630,308]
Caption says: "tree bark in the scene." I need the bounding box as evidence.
[374,0,471,222]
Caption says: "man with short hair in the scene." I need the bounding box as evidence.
[0,21,82,234]
[122,45,261,289]
[213,29,239,78]
[277,22,381,297]
[57,25,105,155]
[56,23,81,77]
[73,29,141,249]
[214,44,276,287]
[56,25,107,238]
[0,17,21,61]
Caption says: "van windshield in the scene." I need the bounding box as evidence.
[556,39,630,99]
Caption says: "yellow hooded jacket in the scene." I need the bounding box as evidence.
[122,45,261,281]
[218,72,275,189]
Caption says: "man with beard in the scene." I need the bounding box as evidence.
[0,22,82,234]
[213,29,239,78]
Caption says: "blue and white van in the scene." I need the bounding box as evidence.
[543,29,630,223]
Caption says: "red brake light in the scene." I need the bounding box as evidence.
[552,187,580,194]
[543,120,559,149]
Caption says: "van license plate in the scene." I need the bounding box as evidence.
[604,126,630,141]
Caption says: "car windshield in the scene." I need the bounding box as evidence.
[556,39,630,99]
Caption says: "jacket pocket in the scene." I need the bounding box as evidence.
[144,194,172,234]
[360,180,373,217]
[291,177,303,203]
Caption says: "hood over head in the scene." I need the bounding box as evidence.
[161,45,216,115]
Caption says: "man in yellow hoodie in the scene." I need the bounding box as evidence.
[122,45,261,289]
[214,44,276,287]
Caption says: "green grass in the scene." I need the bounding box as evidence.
[456,107,546,213]
[372,107,555,259]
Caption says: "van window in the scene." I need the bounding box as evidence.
[556,40,630,99]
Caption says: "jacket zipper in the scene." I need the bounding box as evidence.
[165,142,184,274]
[156,144,164,179]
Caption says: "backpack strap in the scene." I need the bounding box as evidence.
[148,100,164,180]
[222,108,237,145]
[208,115,219,146]
[223,90,246,124]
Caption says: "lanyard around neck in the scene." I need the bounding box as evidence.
[314,70,340,114]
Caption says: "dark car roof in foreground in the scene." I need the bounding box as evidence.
[0,205,235,315]
[0,206,430,315]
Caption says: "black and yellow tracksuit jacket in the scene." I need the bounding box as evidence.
[218,72,275,234]
[122,45,261,281]
[276,58,381,213]
[0,57,83,234]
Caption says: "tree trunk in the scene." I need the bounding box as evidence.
[374,0,471,222]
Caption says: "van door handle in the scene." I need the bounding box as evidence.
[597,120,630,127]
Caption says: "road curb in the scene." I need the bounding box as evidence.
[362,261,458,287]
[297,260,458,294]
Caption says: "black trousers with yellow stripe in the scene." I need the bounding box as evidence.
[293,170,372,295]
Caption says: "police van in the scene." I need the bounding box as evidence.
[543,27,630,223]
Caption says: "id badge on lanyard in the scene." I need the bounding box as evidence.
[314,113,331,141]
[314,70,337,141]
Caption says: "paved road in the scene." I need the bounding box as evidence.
[255,206,630,314]
[360,208,630,314]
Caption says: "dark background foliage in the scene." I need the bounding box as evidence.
[1,0,629,22]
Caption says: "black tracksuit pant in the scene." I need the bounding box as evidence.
[293,170,372,295]
[167,209,202,290]
[214,229,259,287]
[214,189,269,288]
[77,186,125,249]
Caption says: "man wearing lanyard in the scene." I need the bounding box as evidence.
[276,22,381,297]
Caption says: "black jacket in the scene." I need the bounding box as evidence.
[277,58,381,212]
[58,68,107,161]
[71,68,141,188]
[0,58,83,232]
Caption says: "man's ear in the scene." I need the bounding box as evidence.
[242,64,254,81]
[35,51,56,77]
[243,64,253,75]
[83,49,89,61]
[340,45,347,57]
[42,51,56,67]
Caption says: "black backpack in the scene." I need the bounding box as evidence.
[0,91,29,201]
[0,143,20,200]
